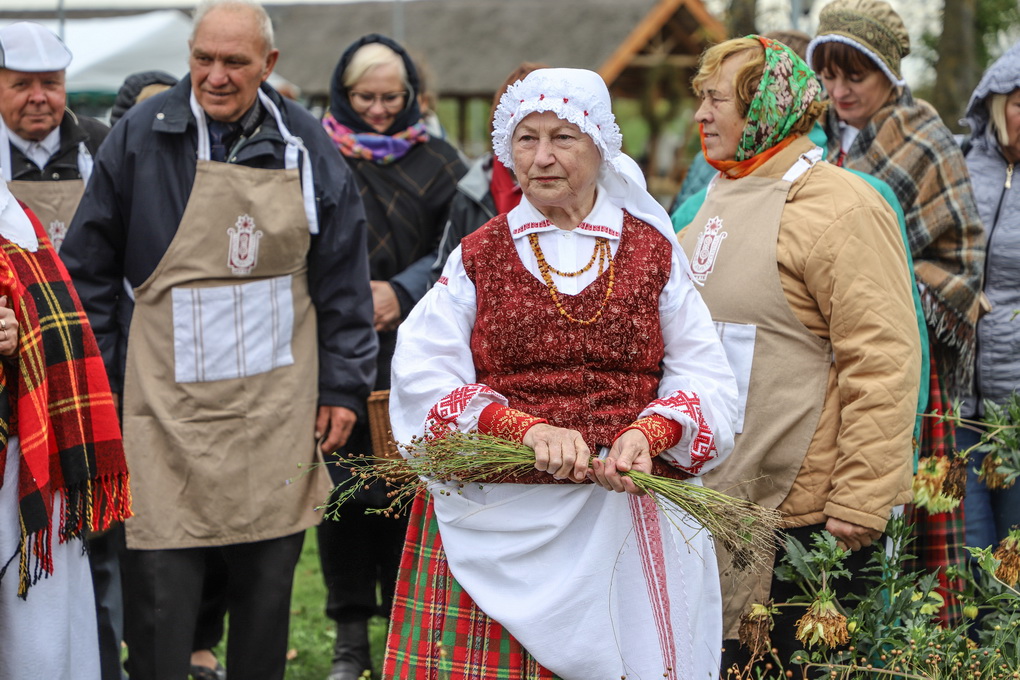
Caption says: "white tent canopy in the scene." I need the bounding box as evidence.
[1,10,296,96]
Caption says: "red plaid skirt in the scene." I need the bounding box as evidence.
[906,355,966,627]
[382,491,560,680]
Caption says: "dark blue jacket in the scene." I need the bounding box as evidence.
[62,77,377,414]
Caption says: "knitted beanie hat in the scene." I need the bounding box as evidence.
[806,0,910,86]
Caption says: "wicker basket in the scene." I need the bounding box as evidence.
[366,390,400,459]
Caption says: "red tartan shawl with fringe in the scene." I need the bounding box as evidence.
[0,202,130,597]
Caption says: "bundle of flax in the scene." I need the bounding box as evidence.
[329,431,782,570]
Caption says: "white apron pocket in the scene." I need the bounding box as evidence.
[172,275,295,383]
[714,321,755,433]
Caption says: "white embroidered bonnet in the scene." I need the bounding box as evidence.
[492,67,687,262]
[492,68,622,172]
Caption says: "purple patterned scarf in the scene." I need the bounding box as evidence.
[322,112,429,164]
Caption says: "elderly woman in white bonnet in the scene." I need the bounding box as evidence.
[384,67,738,679]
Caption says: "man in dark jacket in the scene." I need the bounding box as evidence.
[0,21,108,252]
[61,2,378,679]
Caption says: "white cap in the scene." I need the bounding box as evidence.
[0,22,72,72]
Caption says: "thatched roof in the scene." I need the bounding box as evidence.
[266,0,722,100]
[267,0,656,99]
[2,0,726,102]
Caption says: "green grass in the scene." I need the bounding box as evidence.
[281,529,389,680]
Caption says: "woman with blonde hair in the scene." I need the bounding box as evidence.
[680,35,920,676]
[318,34,465,680]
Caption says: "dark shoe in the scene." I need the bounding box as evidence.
[328,619,371,680]
[189,661,226,680]
[326,665,367,680]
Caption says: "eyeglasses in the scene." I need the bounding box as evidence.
[349,91,408,111]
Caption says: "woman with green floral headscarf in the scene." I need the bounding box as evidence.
[677,36,923,677]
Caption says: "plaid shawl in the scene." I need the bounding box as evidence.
[824,90,985,397]
[0,204,130,598]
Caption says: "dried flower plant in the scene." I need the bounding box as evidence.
[993,527,1020,587]
[794,589,850,648]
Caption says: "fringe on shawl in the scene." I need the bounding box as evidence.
[0,205,132,599]
[0,472,131,598]
[918,284,977,399]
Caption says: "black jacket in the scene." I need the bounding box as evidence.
[5,109,108,181]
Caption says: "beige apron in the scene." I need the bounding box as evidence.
[6,179,83,252]
[679,147,832,638]
[122,92,329,549]
[0,122,94,252]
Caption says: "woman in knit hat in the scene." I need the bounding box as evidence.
[807,0,986,627]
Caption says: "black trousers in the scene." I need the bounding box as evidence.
[720,523,879,679]
[121,531,305,680]
[88,524,127,680]
[318,419,408,623]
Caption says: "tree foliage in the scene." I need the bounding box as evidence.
[727,0,757,37]
[932,0,978,132]
[920,0,1020,131]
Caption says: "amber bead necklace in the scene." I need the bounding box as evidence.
[528,233,615,325]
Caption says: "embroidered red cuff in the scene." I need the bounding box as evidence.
[478,403,548,443]
[615,415,683,456]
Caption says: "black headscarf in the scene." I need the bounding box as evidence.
[328,34,423,136]
[110,70,179,125]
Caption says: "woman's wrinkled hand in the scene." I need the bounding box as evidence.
[591,429,652,495]
[0,295,19,358]
[523,423,590,482]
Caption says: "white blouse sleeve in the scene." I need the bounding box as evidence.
[643,250,738,475]
[389,245,508,450]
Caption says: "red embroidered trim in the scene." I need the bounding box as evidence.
[477,403,548,443]
[511,219,553,235]
[615,415,683,456]
[650,391,717,473]
[425,384,497,439]
[576,221,621,238]
[437,275,449,286]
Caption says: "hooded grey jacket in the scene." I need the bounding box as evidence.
[963,41,1020,414]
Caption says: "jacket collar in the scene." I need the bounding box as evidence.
[458,153,494,204]
[151,76,285,158]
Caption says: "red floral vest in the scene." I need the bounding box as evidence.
[462,212,671,452]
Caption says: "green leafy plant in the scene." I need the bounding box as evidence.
[727,516,1020,679]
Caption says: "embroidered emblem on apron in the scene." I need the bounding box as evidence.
[227,213,263,275]
[690,216,727,283]
[48,219,68,251]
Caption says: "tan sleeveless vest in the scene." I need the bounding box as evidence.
[122,96,329,549]
[679,147,832,638]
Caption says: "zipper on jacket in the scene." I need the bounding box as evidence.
[985,161,1013,291]
[991,162,1013,229]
